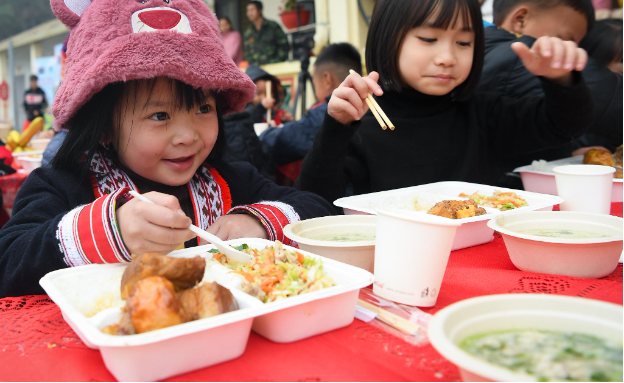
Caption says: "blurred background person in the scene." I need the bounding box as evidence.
[23,75,48,133]
[259,43,362,167]
[579,18,623,75]
[243,0,290,65]
[219,17,243,66]
[479,0,622,188]
[245,65,293,125]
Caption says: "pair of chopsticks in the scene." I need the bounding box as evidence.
[266,80,272,126]
[357,299,420,335]
[349,70,395,131]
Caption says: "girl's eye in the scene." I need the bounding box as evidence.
[163,0,170,3]
[137,0,146,3]
[418,37,436,43]
[150,112,169,121]
[457,41,472,47]
[197,104,212,114]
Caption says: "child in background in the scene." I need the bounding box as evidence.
[260,43,363,166]
[0,0,333,298]
[573,18,624,153]
[295,0,592,205]
[245,65,294,126]
[478,0,621,188]
[580,18,623,75]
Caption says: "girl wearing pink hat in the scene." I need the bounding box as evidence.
[0,0,333,298]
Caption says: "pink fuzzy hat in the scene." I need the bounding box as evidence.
[50,0,255,130]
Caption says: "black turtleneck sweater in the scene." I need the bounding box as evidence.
[295,75,593,205]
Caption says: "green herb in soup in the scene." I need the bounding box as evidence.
[313,233,376,242]
[460,330,623,382]
[520,229,609,239]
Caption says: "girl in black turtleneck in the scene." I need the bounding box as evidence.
[295,0,593,206]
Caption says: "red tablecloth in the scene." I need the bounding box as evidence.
[0,171,28,210]
[0,203,622,382]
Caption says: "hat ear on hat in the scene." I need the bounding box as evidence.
[51,0,92,29]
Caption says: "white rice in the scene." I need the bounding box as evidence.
[53,268,125,317]
[369,192,449,212]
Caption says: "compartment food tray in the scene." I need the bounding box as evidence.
[514,156,623,202]
[39,239,373,381]
[334,181,563,250]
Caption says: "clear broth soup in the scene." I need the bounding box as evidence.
[519,229,609,239]
[313,233,376,242]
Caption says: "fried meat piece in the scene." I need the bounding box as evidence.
[177,282,239,322]
[427,199,486,219]
[126,276,184,334]
[584,149,615,167]
[615,145,622,166]
[101,306,136,336]
[120,253,206,299]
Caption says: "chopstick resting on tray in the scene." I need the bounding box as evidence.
[349,69,395,131]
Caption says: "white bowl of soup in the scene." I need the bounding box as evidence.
[487,211,623,278]
[284,215,376,273]
[428,294,623,382]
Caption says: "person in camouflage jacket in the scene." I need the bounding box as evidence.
[243,1,290,65]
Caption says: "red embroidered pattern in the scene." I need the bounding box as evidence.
[89,151,137,198]
[88,151,231,246]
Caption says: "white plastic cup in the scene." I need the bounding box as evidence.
[373,209,461,307]
[553,165,615,214]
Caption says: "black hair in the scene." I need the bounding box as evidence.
[30,75,38,81]
[365,0,484,101]
[493,0,595,31]
[248,1,263,11]
[579,18,622,68]
[51,78,226,179]
[219,16,232,25]
[314,43,363,80]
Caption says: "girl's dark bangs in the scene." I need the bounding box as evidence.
[129,78,209,112]
[420,0,474,30]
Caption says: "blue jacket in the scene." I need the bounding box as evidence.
[259,98,329,165]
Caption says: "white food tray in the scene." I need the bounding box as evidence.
[39,239,373,381]
[334,181,563,251]
[514,156,623,203]
[168,238,374,343]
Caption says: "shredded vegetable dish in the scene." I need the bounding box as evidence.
[459,191,528,211]
[210,241,335,303]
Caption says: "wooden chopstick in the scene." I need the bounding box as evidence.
[368,95,395,130]
[349,70,395,131]
[365,98,387,130]
[357,299,421,335]
[266,80,272,126]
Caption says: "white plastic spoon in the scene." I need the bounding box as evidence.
[127,190,254,264]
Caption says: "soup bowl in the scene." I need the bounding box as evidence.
[428,294,623,382]
[487,211,623,278]
[283,215,376,272]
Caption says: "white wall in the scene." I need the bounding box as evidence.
[40,33,69,57]
[259,0,288,30]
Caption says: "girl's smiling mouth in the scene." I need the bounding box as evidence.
[162,155,195,170]
[432,75,453,82]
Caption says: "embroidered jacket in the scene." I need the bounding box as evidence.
[0,152,334,298]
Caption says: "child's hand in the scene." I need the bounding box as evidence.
[328,71,384,126]
[261,96,276,110]
[281,111,294,122]
[206,214,269,240]
[512,37,588,85]
[117,192,195,255]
